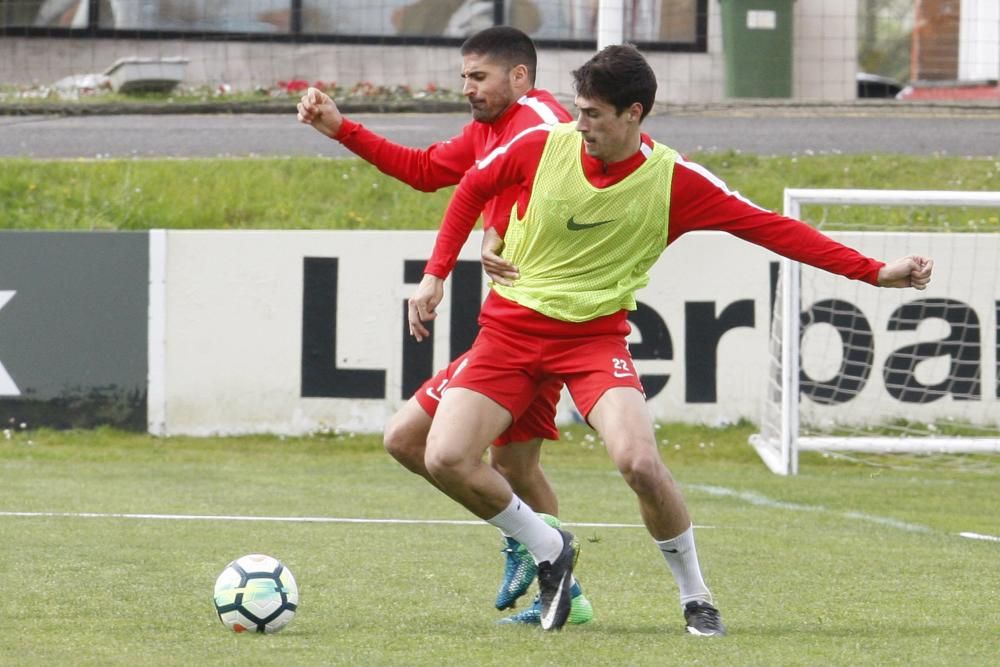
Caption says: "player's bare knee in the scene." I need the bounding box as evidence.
[382,417,403,456]
[423,439,469,482]
[383,417,422,470]
[616,452,667,497]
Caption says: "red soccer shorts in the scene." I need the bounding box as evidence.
[413,349,561,445]
[442,325,645,424]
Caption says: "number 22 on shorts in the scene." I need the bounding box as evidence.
[612,357,634,378]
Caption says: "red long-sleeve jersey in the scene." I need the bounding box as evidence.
[332,88,571,230]
[424,124,886,338]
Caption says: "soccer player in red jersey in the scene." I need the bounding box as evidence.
[297,27,593,625]
[407,44,933,633]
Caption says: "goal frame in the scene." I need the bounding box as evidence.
[750,188,1000,475]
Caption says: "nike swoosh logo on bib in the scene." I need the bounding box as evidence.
[566,216,615,231]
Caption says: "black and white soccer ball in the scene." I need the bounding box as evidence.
[213,554,299,633]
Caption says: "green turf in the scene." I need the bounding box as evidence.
[2,154,998,231]
[3,141,999,665]
[1,425,997,666]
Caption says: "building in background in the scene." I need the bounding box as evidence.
[1,0,997,102]
[904,0,999,99]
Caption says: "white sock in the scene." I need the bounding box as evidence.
[487,495,563,564]
[655,524,713,607]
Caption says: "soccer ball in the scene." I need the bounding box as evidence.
[213,554,299,633]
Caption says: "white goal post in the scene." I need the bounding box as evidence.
[750,188,1000,475]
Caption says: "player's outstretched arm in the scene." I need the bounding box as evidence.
[296,86,343,138]
[877,255,933,289]
[481,227,519,286]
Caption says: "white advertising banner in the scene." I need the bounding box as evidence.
[154,230,999,436]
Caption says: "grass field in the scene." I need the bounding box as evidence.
[3,154,998,232]
[1,425,997,666]
[3,132,999,665]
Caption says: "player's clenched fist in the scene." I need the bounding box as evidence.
[877,255,934,290]
[296,86,343,138]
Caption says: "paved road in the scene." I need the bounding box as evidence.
[2,109,999,158]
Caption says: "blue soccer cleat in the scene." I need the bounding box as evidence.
[494,536,536,610]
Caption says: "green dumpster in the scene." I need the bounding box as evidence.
[719,0,794,98]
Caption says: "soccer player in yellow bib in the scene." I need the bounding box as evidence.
[407,44,933,634]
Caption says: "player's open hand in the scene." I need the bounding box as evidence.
[877,255,933,289]
[407,274,445,342]
[481,226,519,286]
[296,86,343,138]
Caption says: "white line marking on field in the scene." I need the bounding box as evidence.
[0,510,650,529]
[689,484,823,513]
[959,532,1000,543]
[840,511,931,534]
[688,484,932,533]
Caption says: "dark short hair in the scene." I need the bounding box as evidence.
[461,26,537,84]
[572,44,656,121]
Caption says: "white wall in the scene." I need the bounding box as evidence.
[959,0,1000,81]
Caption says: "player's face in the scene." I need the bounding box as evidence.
[461,53,517,123]
[574,95,638,164]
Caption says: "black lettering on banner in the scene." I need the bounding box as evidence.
[685,300,755,403]
[626,301,672,399]
[449,261,482,360]
[799,299,873,405]
[883,298,981,403]
[301,257,386,399]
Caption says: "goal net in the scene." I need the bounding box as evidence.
[751,188,1000,475]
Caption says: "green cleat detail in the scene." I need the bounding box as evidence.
[568,587,594,625]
